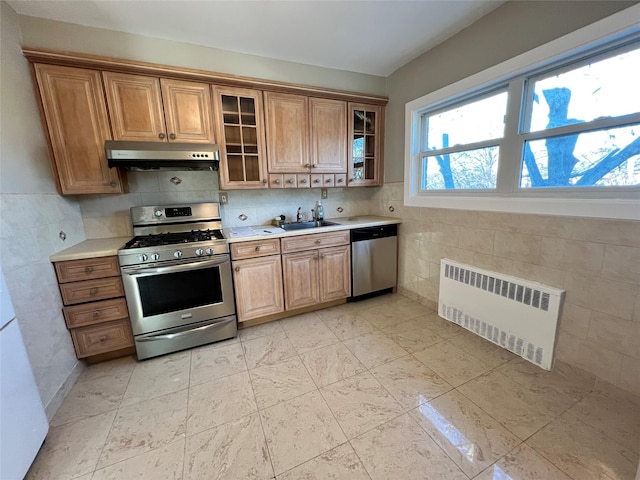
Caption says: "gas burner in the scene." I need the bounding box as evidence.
[123,229,224,249]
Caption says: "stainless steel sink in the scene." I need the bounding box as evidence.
[281,220,338,231]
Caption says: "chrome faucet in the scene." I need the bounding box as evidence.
[296,207,303,222]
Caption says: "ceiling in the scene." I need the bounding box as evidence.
[8,0,505,77]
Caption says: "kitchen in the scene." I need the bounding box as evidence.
[1,1,639,479]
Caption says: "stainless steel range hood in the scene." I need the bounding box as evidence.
[106,141,219,171]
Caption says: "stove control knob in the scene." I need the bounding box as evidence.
[205,247,214,255]
[195,248,205,256]
[154,209,163,217]
[138,254,148,262]
[174,250,183,259]
[150,253,160,261]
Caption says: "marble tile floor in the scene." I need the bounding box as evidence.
[27,293,640,480]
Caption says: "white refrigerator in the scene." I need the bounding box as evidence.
[0,266,49,479]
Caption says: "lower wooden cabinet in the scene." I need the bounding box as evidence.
[281,231,351,311]
[54,256,134,359]
[230,238,284,323]
[232,255,285,322]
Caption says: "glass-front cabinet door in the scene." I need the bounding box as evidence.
[213,86,268,189]
[348,103,383,186]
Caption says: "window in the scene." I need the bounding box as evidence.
[405,8,640,220]
[420,90,507,190]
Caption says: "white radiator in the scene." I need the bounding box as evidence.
[438,259,565,370]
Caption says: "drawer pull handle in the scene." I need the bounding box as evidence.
[315,240,321,245]
[93,311,101,317]
[89,287,98,295]
[85,266,93,274]
[255,246,261,252]
[99,335,107,343]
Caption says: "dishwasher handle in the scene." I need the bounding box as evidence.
[350,224,398,242]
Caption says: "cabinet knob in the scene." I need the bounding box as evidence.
[169,133,176,140]
[320,253,325,258]
[305,163,311,169]
[350,178,355,182]
[287,179,294,184]
[262,179,268,184]
[337,178,344,183]
[274,179,281,184]
[158,132,166,139]
[325,179,331,183]
[312,164,317,168]
[99,335,107,343]
[85,266,93,274]
[300,179,307,184]
[235,266,240,272]
[255,246,260,252]
[93,311,101,318]
[315,239,321,245]
[110,181,117,188]
[89,287,98,295]
[314,179,320,184]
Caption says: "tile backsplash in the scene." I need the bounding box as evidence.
[79,170,377,237]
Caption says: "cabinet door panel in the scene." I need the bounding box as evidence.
[214,86,268,189]
[161,79,215,143]
[264,92,309,173]
[34,64,124,194]
[282,251,318,310]
[310,98,347,173]
[319,245,351,302]
[348,103,383,186]
[233,256,284,322]
[103,72,166,142]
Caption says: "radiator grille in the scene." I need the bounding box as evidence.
[439,259,565,370]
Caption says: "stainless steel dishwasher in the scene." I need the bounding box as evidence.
[350,224,398,299]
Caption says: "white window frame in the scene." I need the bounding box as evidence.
[404,4,640,220]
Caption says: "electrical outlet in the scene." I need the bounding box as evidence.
[321,188,328,199]
[219,191,228,205]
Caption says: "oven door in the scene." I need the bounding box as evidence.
[121,254,236,336]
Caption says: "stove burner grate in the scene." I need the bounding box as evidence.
[124,229,224,249]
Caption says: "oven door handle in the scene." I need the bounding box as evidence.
[122,256,229,276]
[136,316,235,341]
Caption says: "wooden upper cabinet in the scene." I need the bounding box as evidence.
[103,72,214,143]
[103,72,165,142]
[264,92,309,173]
[160,79,215,143]
[33,64,125,195]
[309,98,347,173]
[213,86,268,189]
[348,103,383,186]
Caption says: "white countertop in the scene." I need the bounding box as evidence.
[223,215,401,243]
[49,236,132,262]
[49,216,401,261]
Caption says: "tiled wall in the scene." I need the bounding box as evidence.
[371,182,640,396]
[0,193,86,416]
[78,170,376,237]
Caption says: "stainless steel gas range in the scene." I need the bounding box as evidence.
[118,202,236,360]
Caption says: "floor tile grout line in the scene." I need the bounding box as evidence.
[240,331,278,479]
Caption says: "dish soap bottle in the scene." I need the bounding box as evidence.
[315,200,324,221]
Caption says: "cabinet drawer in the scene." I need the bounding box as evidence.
[231,238,281,260]
[281,230,350,253]
[63,297,129,328]
[55,256,120,283]
[60,277,124,305]
[71,319,134,358]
